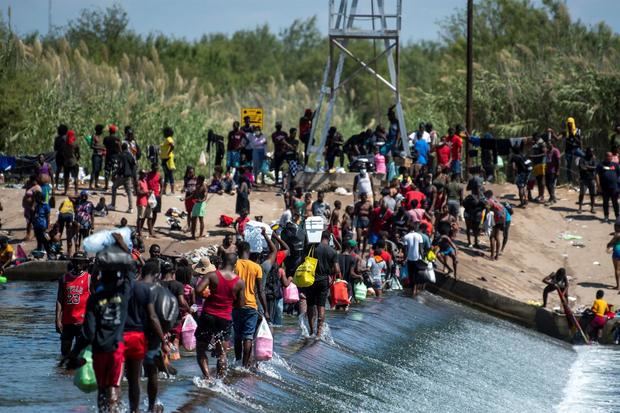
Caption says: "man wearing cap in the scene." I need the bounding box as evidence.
[272,121,291,185]
[56,252,93,358]
[195,254,245,380]
[103,125,122,191]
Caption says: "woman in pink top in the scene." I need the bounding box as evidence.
[194,254,245,381]
[374,148,386,175]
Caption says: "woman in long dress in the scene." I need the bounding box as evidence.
[236,171,251,216]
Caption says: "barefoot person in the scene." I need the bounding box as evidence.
[541,268,569,308]
[607,225,620,290]
[195,254,245,381]
[190,175,207,239]
[302,231,339,337]
[233,241,269,368]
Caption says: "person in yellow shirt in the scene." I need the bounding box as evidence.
[0,236,14,274]
[233,240,269,368]
[160,127,176,195]
[589,290,610,342]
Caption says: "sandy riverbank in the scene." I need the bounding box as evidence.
[0,180,616,313]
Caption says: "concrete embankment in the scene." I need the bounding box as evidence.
[428,272,617,344]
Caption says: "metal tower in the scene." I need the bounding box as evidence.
[309,0,408,165]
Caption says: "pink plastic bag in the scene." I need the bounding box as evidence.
[254,317,273,361]
[181,315,197,351]
[283,283,300,304]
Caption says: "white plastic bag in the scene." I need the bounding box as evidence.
[148,193,158,209]
[181,315,197,351]
[254,316,273,361]
[244,220,272,253]
[198,151,207,166]
[426,262,436,284]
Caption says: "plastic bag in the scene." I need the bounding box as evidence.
[426,262,436,283]
[293,247,317,288]
[354,281,367,301]
[244,220,272,253]
[148,193,158,209]
[83,227,133,254]
[254,317,273,361]
[283,282,300,304]
[73,346,97,393]
[198,151,207,166]
[181,315,197,351]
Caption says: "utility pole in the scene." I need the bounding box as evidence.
[465,0,474,179]
[48,0,52,35]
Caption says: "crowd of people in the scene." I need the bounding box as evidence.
[3,107,620,412]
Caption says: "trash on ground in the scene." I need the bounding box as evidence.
[561,233,582,240]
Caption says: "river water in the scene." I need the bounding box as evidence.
[0,281,618,412]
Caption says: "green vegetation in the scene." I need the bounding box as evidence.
[1,0,619,174]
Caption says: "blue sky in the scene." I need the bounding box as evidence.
[1,0,619,43]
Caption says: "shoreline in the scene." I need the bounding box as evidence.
[1,179,618,343]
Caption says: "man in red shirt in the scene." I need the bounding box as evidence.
[404,187,426,210]
[449,127,464,180]
[369,202,393,246]
[56,253,92,358]
[146,163,163,237]
[435,135,452,173]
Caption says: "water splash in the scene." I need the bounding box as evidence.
[192,376,265,411]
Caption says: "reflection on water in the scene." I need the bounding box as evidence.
[0,281,610,412]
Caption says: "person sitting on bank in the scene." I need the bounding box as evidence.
[541,268,568,308]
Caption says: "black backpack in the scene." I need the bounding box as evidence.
[264,264,283,300]
[282,223,304,253]
[149,283,179,332]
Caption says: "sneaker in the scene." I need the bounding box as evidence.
[127,208,134,214]
[107,204,116,211]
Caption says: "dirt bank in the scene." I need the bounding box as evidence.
[0,181,616,312]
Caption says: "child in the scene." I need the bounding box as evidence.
[32,191,50,253]
[93,196,108,217]
[208,166,224,194]
[242,166,255,187]
[367,244,387,297]
[222,171,236,195]
[329,200,342,245]
[589,289,610,342]
[436,233,458,278]
[75,191,95,250]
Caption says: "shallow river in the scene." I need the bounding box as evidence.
[0,281,618,412]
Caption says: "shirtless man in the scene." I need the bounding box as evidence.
[217,234,237,260]
[354,192,372,254]
[328,200,342,246]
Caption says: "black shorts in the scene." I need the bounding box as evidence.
[195,313,232,344]
[407,260,427,286]
[61,323,82,342]
[65,165,79,178]
[302,277,330,307]
[152,195,162,214]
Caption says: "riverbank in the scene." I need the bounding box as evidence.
[0,180,617,340]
